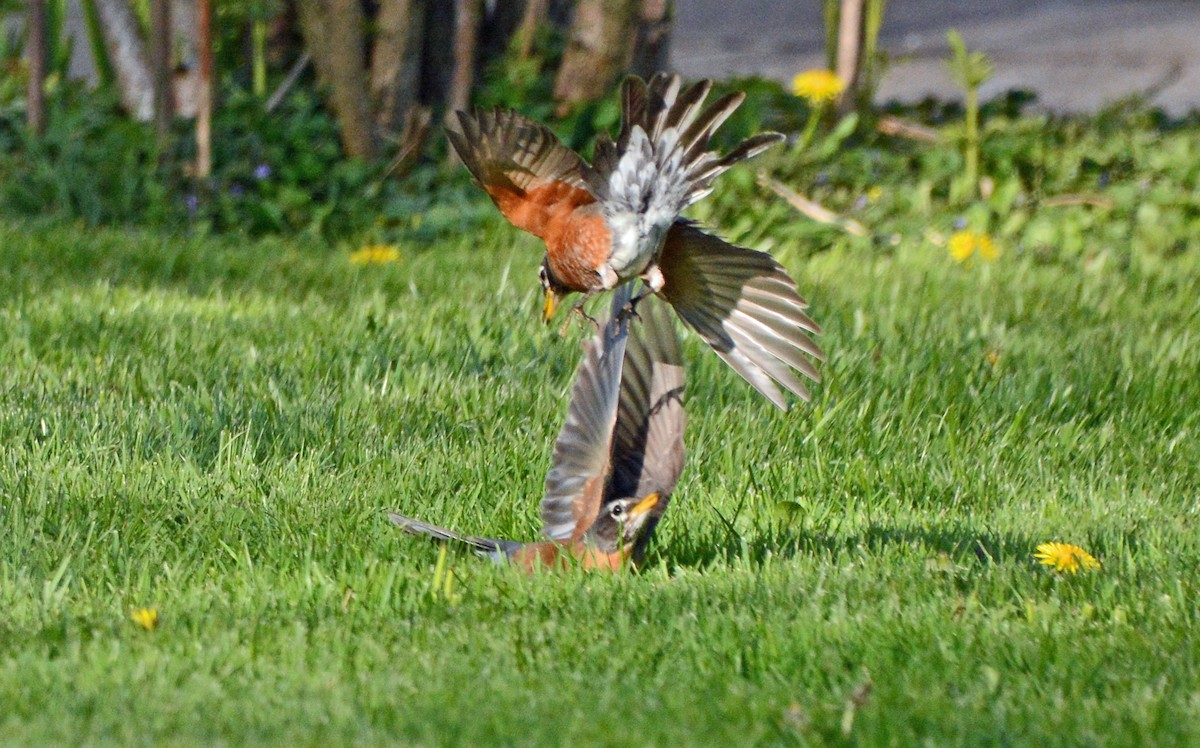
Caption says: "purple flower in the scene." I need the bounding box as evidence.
[230,184,246,198]
[185,193,199,217]
[253,163,272,181]
[1098,171,1110,188]
[953,216,968,230]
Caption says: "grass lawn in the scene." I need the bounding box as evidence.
[1,210,1199,746]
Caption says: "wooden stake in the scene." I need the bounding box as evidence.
[446,0,481,164]
[27,0,48,136]
[835,0,863,113]
[151,0,174,146]
[195,0,213,177]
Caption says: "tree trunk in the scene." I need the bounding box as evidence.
[630,0,671,78]
[477,0,525,63]
[150,0,174,144]
[195,0,213,177]
[514,0,548,59]
[417,1,454,108]
[295,0,377,160]
[553,0,637,109]
[26,0,47,136]
[446,0,482,117]
[370,0,425,136]
[94,0,154,120]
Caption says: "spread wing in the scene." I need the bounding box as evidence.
[659,221,823,409]
[540,285,633,541]
[605,291,686,563]
[606,291,685,504]
[446,109,595,239]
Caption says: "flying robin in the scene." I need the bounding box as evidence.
[446,72,822,410]
[389,285,685,571]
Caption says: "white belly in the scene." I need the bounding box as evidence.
[604,212,671,283]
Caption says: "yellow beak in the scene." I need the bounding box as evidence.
[542,287,560,324]
[629,493,660,517]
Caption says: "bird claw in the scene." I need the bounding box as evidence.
[616,301,642,325]
[558,299,600,335]
[616,288,653,325]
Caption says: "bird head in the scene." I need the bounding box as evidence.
[538,259,569,323]
[586,493,662,556]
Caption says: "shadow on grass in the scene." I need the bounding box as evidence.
[649,520,1041,573]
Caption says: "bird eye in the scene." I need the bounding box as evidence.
[537,266,548,287]
[610,503,624,518]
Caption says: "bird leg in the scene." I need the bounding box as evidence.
[617,264,666,323]
[642,263,666,293]
[560,293,600,335]
[616,296,644,324]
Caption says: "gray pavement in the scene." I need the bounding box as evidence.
[671,0,1200,113]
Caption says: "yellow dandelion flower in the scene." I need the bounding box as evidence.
[791,69,845,104]
[131,607,159,631]
[947,230,999,263]
[976,234,999,262]
[948,231,975,262]
[350,244,401,266]
[1034,542,1100,574]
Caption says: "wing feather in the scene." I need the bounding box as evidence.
[606,290,686,563]
[607,292,685,504]
[658,222,822,409]
[540,285,633,541]
[447,109,595,238]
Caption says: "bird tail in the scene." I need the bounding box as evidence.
[585,73,784,213]
[387,512,521,562]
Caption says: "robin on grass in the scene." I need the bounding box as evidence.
[389,286,685,571]
[446,72,822,409]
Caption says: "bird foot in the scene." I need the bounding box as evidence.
[616,288,654,325]
[559,298,600,335]
[641,264,666,294]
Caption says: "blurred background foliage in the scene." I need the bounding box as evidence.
[0,0,1198,269]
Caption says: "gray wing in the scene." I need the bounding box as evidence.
[659,221,822,410]
[539,285,633,541]
[605,291,686,563]
[606,291,685,504]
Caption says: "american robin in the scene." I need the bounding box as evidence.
[389,286,685,571]
[446,72,822,409]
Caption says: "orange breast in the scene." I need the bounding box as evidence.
[543,209,613,293]
[484,181,610,293]
[510,542,629,573]
[574,547,627,570]
[511,543,566,572]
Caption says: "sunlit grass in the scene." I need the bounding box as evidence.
[1,215,1199,744]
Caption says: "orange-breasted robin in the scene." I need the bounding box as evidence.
[446,72,822,409]
[389,285,685,571]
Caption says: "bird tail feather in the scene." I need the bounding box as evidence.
[387,512,521,562]
[585,74,784,213]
